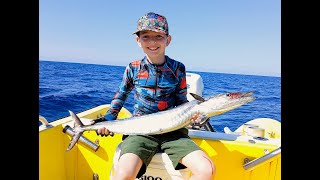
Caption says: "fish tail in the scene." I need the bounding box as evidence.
[66,110,85,151]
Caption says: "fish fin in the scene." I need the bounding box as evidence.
[69,110,84,127]
[66,132,82,152]
[190,93,205,102]
[66,110,85,151]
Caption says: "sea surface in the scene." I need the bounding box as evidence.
[39,60,281,132]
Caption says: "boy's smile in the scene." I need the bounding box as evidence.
[136,30,171,64]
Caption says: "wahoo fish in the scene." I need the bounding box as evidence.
[66,92,255,151]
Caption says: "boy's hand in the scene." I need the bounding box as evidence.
[191,113,202,124]
[188,113,209,130]
[96,127,114,137]
[92,115,115,137]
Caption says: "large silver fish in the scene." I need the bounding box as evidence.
[66,92,255,151]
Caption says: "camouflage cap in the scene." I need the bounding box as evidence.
[132,12,169,35]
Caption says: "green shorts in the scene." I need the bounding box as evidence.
[119,128,201,178]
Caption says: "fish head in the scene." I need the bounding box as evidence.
[197,92,256,117]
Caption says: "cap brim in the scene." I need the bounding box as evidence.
[132,28,167,35]
[132,30,139,35]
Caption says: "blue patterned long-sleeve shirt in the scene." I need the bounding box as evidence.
[104,55,188,120]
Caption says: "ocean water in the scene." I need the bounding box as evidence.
[39,60,281,132]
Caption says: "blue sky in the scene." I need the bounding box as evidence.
[39,0,281,77]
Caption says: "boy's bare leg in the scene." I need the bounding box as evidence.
[180,150,216,180]
[113,153,143,180]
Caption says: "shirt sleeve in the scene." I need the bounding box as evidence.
[175,62,189,106]
[104,64,135,120]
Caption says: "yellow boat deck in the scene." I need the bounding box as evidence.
[39,105,281,180]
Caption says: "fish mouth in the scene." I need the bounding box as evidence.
[242,92,254,97]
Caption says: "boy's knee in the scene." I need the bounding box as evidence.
[199,156,216,177]
[208,162,216,177]
[114,168,137,180]
[201,161,215,177]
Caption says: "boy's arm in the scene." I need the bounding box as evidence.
[175,63,189,106]
[104,64,135,120]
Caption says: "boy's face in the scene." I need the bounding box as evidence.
[136,30,171,59]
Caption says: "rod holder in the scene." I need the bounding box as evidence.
[63,125,100,152]
[243,147,281,170]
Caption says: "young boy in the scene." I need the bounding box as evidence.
[97,12,215,180]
